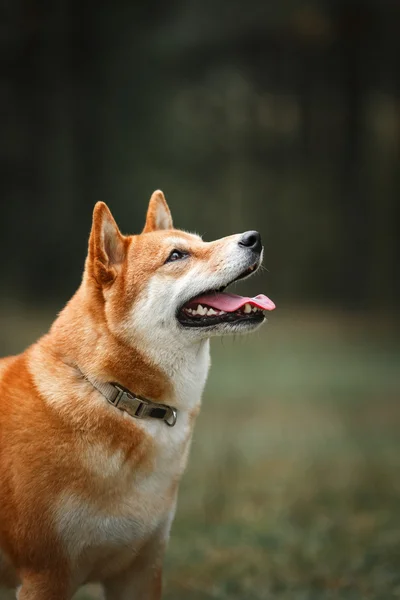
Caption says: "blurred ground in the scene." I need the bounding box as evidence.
[0,307,399,599]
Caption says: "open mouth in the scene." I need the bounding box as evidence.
[177,263,275,328]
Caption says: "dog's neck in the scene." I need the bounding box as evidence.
[43,287,211,414]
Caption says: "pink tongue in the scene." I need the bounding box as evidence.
[187,293,276,313]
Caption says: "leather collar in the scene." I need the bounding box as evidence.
[82,372,177,427]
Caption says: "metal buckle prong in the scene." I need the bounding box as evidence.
[110,385,126,407]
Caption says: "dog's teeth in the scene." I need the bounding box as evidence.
[196,305,205,315]
[207,308,217,316]
[244,303,252,313]
[252,307,257,312]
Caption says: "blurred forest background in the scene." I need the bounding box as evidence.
[1,0,399,309]
[1,1,400,599]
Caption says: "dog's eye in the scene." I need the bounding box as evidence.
[165,249,188,263]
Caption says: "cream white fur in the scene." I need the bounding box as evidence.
[54,493,175,584]
[82,444,125,479]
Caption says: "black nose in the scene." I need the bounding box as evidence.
[238,230,262,254]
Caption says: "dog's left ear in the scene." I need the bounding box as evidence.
[87,202,127,286]
[143,190,173,233]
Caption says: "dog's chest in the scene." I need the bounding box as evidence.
[55,414,194,580]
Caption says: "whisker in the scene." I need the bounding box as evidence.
[259,263,269,273]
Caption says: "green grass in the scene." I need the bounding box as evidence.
[1,308,399,599]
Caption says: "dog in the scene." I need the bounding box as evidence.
[0,191,275,599]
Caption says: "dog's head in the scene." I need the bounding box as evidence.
[85,191,275,351]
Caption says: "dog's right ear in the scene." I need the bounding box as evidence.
[87,202,127,286]
[143,190,173,233]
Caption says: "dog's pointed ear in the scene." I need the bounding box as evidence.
[142,190,173,233]
[87,202,126,285]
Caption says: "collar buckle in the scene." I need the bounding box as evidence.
[112,385,146,417]
[109,385,177,426]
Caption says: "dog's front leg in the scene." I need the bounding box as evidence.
[103,516,173,600]
[17,570,71,600]
[104,560,163,600]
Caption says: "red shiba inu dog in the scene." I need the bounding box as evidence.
[0,191,275,599]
